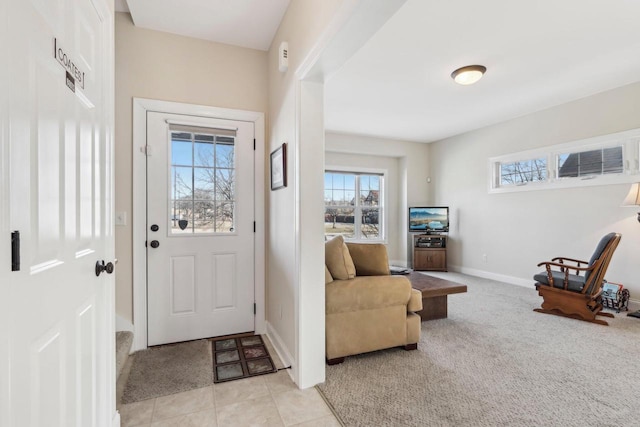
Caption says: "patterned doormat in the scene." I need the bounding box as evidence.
[212,335,277,383]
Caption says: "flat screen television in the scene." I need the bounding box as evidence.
[409,206,449,233]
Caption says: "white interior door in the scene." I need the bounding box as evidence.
[3,0,115,425]
[146,112,255,346]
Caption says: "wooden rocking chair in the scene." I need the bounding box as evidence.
[533,232,621,325]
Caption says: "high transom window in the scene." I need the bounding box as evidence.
[557,147,623,178]
[499,158,547,186]
[489,128,640,193]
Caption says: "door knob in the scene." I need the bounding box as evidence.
[150,240,160,248]
[95,260,115,277]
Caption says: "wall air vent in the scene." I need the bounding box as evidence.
[279,41,288,73]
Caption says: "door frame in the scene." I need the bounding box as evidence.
[0,0,10,418]
[132,98,265,351]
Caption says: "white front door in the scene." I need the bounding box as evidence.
[2,0,115,426]
[146,112,255,346]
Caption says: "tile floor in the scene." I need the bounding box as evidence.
[118,370,342,427]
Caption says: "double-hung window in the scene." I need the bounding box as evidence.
[324,171,384,241]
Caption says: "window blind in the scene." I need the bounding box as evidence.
[168,122,236,137]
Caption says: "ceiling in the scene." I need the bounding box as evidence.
[116,0,290,51]
[325,0,640,142]
[114,0,640,143]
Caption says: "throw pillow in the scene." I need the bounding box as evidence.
[324,265,333,285]
[325,235,356,280]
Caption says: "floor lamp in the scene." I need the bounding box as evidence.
[622,183,640,318]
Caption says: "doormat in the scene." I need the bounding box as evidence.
[122,339,213,404]
[212,335,277,383]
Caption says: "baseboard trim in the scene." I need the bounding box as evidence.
[626,298,640,312]
[115,314,134,333]
[265,322,293,369]
[448,265,532,288]
[449,265,640,312]
[112,410,121,427]
[389,259,407,268]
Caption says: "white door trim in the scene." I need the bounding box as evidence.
[132,98,265,351]
[0,0,10,419]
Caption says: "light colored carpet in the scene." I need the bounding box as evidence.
[121,339,213,404]
[317,272,640,427]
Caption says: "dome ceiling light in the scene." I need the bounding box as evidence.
[451,65,487,85]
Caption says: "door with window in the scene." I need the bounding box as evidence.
[3,0,114,425]
[146,112,255,346]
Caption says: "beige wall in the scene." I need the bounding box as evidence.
[114,13,268,323]
[429,81,640,302]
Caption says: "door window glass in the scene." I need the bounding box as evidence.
[170,131,236,234]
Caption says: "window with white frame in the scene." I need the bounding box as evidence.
[499,158,547,186]
[557,146,623,178]
[489,128,640,193]
[324,171,384,241]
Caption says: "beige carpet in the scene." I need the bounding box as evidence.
[122,339,212,403]
[317,272,640,427]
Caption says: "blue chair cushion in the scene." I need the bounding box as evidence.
[585,232,617,282]
[534,271,585,292]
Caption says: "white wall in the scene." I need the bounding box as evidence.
[267,0,343,388]
[429,81,640,304]
[325,132,431,267]
[267,0,409,387]
[114,13,268,323]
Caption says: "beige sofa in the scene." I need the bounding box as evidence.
[324,236,422,364]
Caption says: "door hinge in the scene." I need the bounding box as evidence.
[11,231,20,272]
[253,139,256,150]
[253,303,256,315]
[253,221,256,233]
[140,145,152,156]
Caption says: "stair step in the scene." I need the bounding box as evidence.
[115,331,133,380]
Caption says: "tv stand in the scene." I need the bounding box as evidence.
[413,235,447,272]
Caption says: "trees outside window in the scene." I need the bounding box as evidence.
[324,171,383,241]
[170,132,235,233]
[490,128,640,193]
[499,158,547,185]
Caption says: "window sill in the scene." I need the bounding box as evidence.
[489,172,640,194]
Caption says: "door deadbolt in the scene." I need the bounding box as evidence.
[150,224,159,232]
[150,240,160,248]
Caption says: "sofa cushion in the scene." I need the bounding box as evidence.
[345,243,390,276]
[325,265,333,285]
[326,275,411,314]
[325,235,356,280]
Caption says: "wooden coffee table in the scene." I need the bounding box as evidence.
[408,272,467,321]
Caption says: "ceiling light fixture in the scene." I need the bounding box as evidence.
[451,65,487,85]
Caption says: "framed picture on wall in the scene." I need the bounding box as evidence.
[270,143,287,190]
